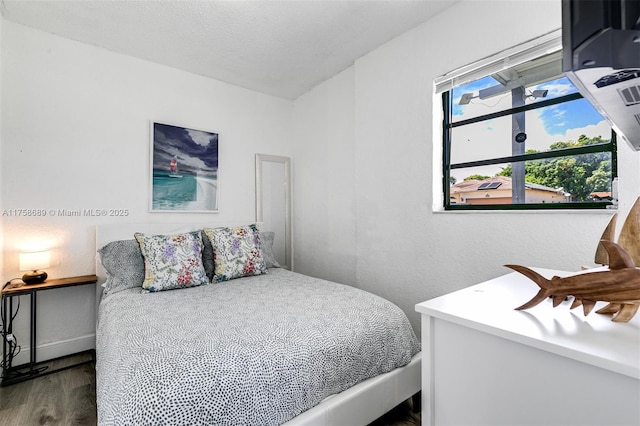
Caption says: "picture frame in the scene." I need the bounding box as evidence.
[150,122,219,213]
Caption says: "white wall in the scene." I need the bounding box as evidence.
[0,15,3,281]
[3,1,639,360]
[292,67,357,286]
[292,0,640,334]
[616,139,640,236]
[1,21,292,362]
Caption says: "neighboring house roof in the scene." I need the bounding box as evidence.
[451,176,570,196]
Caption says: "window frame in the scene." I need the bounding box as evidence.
[438,33,617,212]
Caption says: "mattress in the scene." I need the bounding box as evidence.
[96,268,420,425]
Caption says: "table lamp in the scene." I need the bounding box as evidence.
[19,250,51,284]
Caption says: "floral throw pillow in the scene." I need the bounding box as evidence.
[204,224,267,282]
[134,231,209,292]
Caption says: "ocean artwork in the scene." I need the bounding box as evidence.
[151,122,219,212]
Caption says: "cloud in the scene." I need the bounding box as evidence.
[450,105,609,182]
[539,81,573,97]
[187,129,217,146]
[448,73,613,183]
[153,123,219,174]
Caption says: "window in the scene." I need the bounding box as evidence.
[437,30,617,210]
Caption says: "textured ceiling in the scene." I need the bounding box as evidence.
[1,0,457,99]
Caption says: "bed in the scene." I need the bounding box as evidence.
[95,223,421,425]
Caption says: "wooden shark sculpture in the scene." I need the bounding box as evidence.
[594,213,617,265]
[595,197,640,266]
[617,197,640,266]
[506,241,640,323]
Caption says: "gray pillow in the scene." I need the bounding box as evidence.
[260,231,281,268]
[201,230,215,281]
[98,239,144,296]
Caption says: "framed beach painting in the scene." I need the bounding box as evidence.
[150,122,219,212]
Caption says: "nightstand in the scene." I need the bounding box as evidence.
[1,275,98,386]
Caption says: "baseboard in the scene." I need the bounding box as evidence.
[10,334,95,366]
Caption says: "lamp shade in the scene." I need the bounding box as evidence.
[19,250,51,284]
[19,250,51,271]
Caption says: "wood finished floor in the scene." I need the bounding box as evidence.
[0,354,420,426]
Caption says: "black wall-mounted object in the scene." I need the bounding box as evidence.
[562,0,640,151]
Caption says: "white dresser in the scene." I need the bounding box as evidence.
[415,268,640,426]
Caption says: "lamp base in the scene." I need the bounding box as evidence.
[22,270,48,284]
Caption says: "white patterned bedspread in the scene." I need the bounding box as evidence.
[96,268,420,425]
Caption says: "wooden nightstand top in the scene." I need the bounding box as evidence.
[2,275,98,296]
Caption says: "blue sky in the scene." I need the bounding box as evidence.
[538,97,606,136]
[448,75,610,181]
[452,76,606,138]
